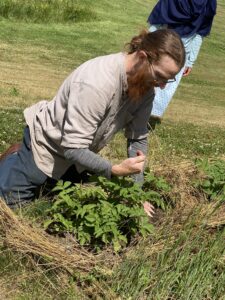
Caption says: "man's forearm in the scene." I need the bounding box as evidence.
[64,148,112,178]
[64,138,148,180]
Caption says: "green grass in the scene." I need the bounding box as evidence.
[0,247,82,299]
[0,0,150,108]
[153,121,225,158]
[101,121,225,169]
[0,108,24,152]
[0,0,97,23]
[112,214,225,300]
[1,108,225,160]
[0,0,225,299]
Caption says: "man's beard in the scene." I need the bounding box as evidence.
[127,60,155,101]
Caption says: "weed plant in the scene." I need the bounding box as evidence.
[195,159,225,202]
[44,174,169,252]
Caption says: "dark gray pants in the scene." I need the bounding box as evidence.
[0,127,91,207]
[0,127,47,207]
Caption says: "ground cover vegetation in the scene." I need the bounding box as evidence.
[43,174,169,252]
[0,0,225,299]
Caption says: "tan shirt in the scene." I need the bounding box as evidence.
[24,52,154,179]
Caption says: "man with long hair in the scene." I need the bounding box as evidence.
[0,29,185,210]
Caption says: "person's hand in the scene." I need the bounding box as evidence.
[183,66,192,77]
[111,150,145,176]
[143,201,155,217]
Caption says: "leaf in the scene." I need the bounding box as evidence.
[142,223,154,233]
[94,228,103,238]
[54,213,73,230]
[118,235,128,244]
[85,215,96,222]
[101,233,108,244]
[112,239,122,252]
[62,181,72,189]
[83,204,97,210]
[43,219,54,229]
[80,236,87,246]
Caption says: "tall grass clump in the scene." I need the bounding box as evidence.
[0,0,97,23]
[112,208,225,300]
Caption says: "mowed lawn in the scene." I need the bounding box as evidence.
[0,0,225,160]
[0,1,225,299]
[0,0,224,121]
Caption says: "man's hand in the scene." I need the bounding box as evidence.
[143,201,155,217]
[183,66,192,77]
[111,150,145,176]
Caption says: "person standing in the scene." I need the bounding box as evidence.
[147,0,217,129]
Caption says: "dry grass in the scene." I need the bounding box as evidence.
[0,261,76,300]
[166,99,225,128]
[0,197,100,275]
[0,161,224,299]
[147,160,225,230]
[203,202,225,228]
[150,160,202,208]
[0,279,12,300]
[0,59,66,108]
[125,200,225,264]
[0,198,121,299]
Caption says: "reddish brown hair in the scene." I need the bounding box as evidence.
[127,29,185,69]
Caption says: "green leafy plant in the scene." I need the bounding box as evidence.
[44,173,169,251]
[194,159,225,202]
[143,172,171,209]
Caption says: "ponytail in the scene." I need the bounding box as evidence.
[127,29,185,69]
